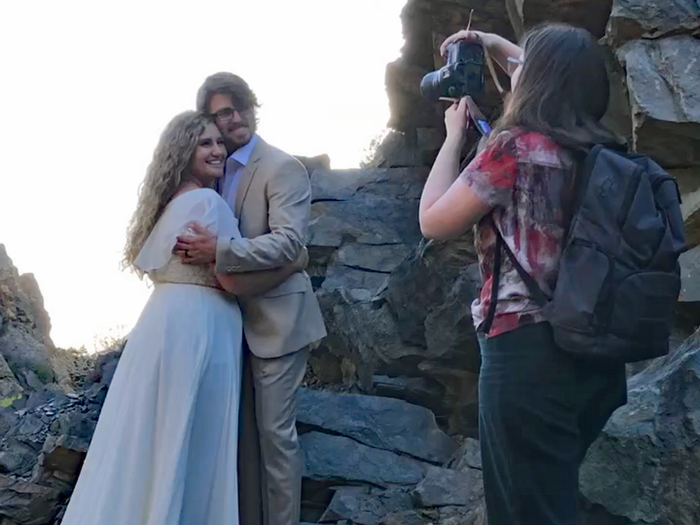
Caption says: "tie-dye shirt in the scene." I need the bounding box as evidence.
[460,129,575,338]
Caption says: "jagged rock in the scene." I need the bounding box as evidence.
[675,168,700,250]
[615,36,700,170]
[387,239,481,435]
[297,388,457,463]
[580,328,700,524]
[307,163,482,434]
[372,375,445,415]
[295,153,331,176]
[386,0,516,137]
[311,290,426,388]
[0,246,58,393]
[0,345,121,523]
[301,432,428,487]
[381,510,432,525]
[412,466,483,508]
[0,475,65,525]
[369,129,444,169]
[319,486,413,525]
[680,245,700,303]
[307,167,428,389]
[0,356,22,403]
[308,167,424,249]
[605,0,700,46]
[446,438,482,471]
[506,0,613,39]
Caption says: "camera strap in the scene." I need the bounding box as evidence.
[482,40,505,97]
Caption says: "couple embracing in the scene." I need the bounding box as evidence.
[60,73,327,525]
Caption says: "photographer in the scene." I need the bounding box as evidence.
[419,25,627,525]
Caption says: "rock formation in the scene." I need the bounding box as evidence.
[0,246,73,401]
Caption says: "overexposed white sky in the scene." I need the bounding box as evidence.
[0,0,406,350]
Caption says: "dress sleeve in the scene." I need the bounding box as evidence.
[459,132,519,208]
[134,189,236,273]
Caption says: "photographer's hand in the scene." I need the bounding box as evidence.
[445,97,470,141]
[440,30,483,57]
[440,30,523,78]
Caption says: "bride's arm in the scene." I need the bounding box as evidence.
[215,247,309,296]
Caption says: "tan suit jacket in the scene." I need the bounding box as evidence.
[215,137,326,359]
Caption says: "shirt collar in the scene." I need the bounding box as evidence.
[229,134,259,167]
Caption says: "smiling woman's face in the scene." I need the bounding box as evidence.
[191,122,227,186]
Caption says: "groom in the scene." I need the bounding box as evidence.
[175,72,326,525]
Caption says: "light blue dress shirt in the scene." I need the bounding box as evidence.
[221,134,260,216]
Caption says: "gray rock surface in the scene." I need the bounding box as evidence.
[446,438,482,472]
[320,486,413,525]
[307,165,483,435]
[615,36,700,170]
[507,0,613,39]
[412,466,484,508]
[580,328,700,524]
[606,0,700,45]
[301,432,428,487]
[0,346,120,524]
[0,245,66,397]
[297,387,457,463]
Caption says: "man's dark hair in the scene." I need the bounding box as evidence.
[196,72,260,114]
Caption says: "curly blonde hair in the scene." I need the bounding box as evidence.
[123,110,212,275]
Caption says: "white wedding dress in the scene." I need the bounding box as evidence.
[61,189,242,525]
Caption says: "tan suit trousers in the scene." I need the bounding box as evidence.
[238,341,308,525]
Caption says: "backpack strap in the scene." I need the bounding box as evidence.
[482,226,503,334]
[481,216,549,334]
[497,228,549,308]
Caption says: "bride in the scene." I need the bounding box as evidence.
[60,111,306,525]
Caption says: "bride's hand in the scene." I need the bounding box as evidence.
[291,247,309,271]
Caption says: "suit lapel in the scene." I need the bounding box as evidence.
[234,139,265,218]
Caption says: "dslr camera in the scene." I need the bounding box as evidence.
[420,41,487,101]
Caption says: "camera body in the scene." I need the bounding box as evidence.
[420,41,486,101]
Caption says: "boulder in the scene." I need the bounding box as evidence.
[307,165,482,435]
[297,387,457,464]
[606,0,700,46]
[386,0,516,138]
[0,246,59,394]
[506,0,613,39]
[300,432,428,487]
[446,438,482,471]
[320,486,413,525]
[675,167,700,250]
[387,239,481,435]
[412,466,483,508]
[369,129,444,169]
[615,36,700,170]
[580,328,700,524]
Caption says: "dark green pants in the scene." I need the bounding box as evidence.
[478,322,627,525]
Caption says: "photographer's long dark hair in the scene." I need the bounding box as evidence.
[491,24,619,150]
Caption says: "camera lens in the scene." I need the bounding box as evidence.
[420,70,444,100]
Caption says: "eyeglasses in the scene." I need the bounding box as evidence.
[211,106,249,124]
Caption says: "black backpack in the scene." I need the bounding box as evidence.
[483,145,687,363]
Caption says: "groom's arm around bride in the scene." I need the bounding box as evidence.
[177,72,326,525]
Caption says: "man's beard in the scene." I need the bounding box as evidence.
[223,124,254,151]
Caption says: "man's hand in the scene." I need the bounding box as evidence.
[291,246,309,272]
[174,222,217,265]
